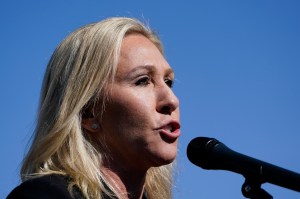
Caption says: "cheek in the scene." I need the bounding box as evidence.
[100,99,155,156]
[102,94,154,134]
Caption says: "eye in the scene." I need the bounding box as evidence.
[135,76,151,86]
[164,78,174,88]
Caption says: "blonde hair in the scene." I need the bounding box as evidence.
[21,17,173,199]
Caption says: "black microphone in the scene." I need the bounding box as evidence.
[187,137,300,192]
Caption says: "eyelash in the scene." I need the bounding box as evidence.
[135,76,174,88]
[165,78,174,88]
[135,76,151,86]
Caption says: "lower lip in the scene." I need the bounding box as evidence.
[159,128,181,140]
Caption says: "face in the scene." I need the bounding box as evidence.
[97,34,180,172]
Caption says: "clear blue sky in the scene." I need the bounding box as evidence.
[1,1,300,198]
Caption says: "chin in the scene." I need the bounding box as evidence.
[150,158,176,169]
[145,141,178,168]
[152,151,177,167]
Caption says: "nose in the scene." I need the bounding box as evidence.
[156,84,179,115]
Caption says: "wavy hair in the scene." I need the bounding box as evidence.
[21,17,173,199]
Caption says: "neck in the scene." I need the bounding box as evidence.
[101,165,147,199]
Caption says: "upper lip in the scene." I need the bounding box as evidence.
[156,120,180,132]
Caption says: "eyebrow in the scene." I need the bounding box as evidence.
[126,65,174,78]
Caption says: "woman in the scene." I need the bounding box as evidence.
[7,17,180,199]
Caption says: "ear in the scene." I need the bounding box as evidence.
[82,117,100,133]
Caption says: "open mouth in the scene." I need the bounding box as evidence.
[158,122,181,142]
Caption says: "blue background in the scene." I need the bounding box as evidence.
[1,1,299,198]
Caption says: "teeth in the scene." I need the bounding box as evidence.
[165,125,172,133]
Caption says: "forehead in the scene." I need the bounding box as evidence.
[117,33,170,75]
[121,33,160,52]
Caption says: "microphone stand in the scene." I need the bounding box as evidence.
[241,177,273,199]
[239,162,300,199]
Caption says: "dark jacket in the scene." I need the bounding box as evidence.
[7,175,85,199]
[7,174,148,199]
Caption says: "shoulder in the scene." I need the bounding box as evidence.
[7,174,84,199]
